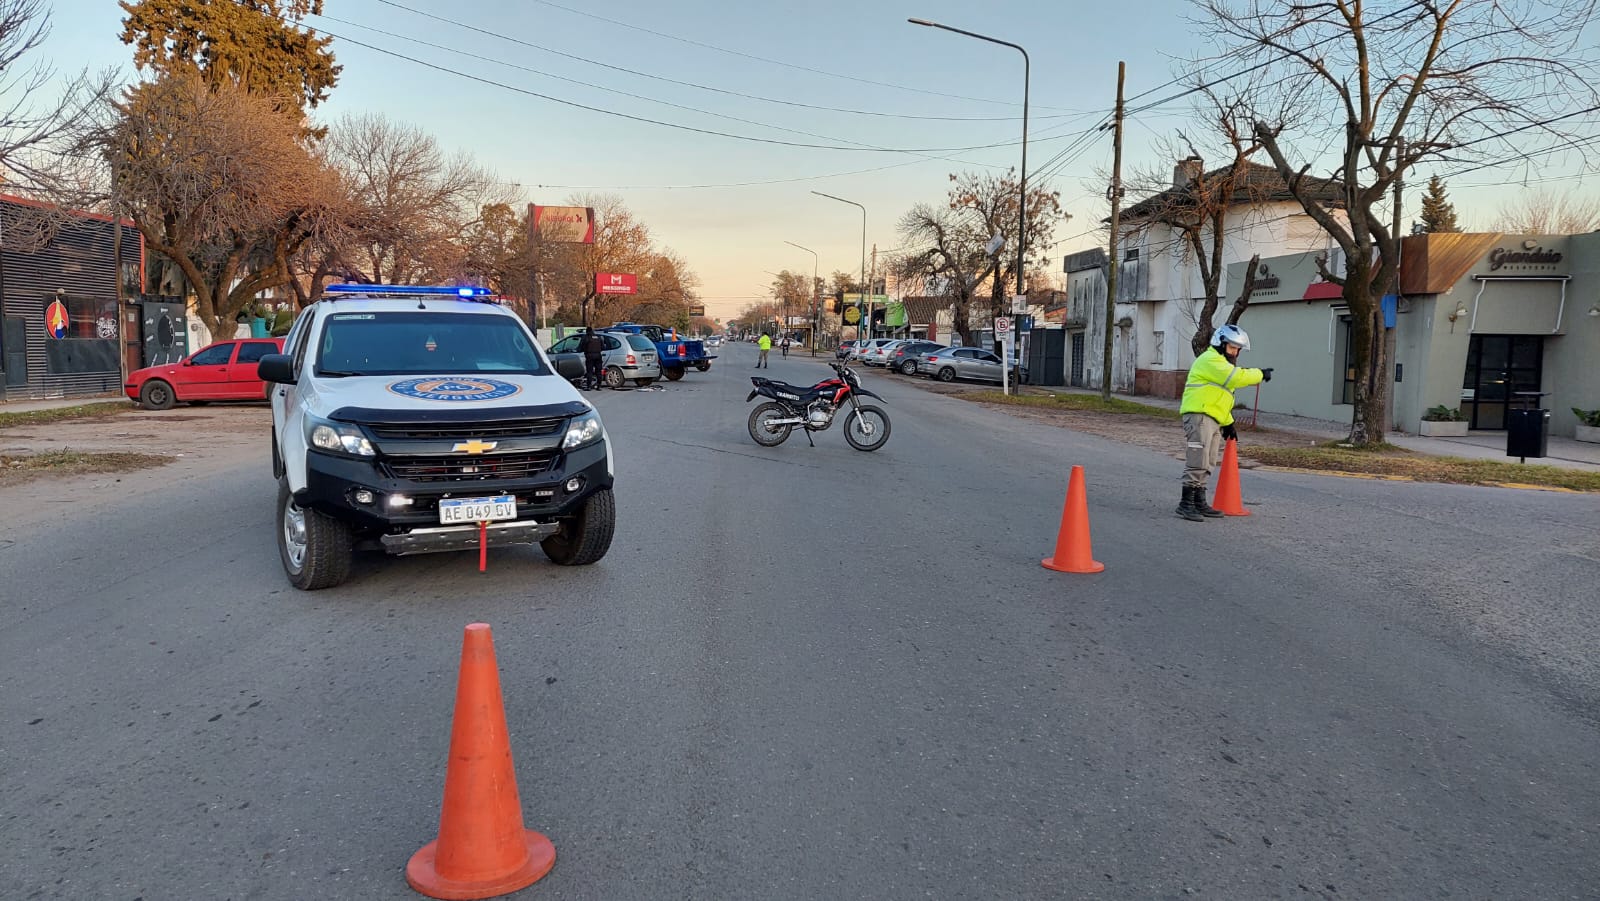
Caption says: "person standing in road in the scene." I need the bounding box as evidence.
[756,332,772,368]
[580,327,606,390]
[1176,324,1272,521]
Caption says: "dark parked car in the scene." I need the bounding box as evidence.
[887,340,945,375]
[836,339,858,361]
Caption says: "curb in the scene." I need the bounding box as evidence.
[1255,464,1584,493]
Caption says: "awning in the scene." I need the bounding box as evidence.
[1302,281,1343,300]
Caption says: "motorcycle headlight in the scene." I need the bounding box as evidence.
[306,417,375,457]
[562,411,604,450]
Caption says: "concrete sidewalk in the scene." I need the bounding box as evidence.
[1031,385,1600,473]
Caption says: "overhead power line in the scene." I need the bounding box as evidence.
[372,0,1087,124]
[525,0,1081,112]
[309,24,1055,155]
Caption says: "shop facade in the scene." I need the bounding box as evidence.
[0,196,142,402]
[1225,231,1600,438]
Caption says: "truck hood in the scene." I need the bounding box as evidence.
[304,372,587,418]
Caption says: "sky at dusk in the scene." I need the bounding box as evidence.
[40,0,1600,321]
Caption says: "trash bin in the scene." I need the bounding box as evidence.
[1506,408,1549,461]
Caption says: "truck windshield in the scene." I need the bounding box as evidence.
[316,312,551,377]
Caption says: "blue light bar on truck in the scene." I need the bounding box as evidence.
[324,284,496,298]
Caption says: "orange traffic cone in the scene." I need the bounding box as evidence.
[407,624,555,900]
[1041,465,1105,573]
[1212,439,1250,516]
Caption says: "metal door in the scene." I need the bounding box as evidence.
[2,316,26,387]
[1070,332,1085,387]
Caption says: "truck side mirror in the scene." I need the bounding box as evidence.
[257,353,295,384]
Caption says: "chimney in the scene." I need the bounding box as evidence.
[1173,155,1204,189]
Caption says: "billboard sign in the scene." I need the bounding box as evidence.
[530,205,596,244]
[687,305,706,317]
[595,273,638,295]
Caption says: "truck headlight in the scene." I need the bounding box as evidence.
[307,417,375,457]
[561,411,604,450]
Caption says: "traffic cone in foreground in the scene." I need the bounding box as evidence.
[1213,439,1250,517]
[407,623,555,900]
[1041,465,1105,574]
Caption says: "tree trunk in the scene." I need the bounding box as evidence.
[1343,256,1390,447]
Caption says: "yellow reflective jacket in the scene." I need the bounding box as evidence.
[1180,347,1264,426]
[758,335,772,350]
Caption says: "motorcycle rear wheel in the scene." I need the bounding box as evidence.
[843,404,891,452]
[747,402,793,447]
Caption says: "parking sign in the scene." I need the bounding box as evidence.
[994,316,1011,333]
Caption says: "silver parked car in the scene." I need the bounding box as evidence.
[546,331,662,387]
[917,346,1026,384]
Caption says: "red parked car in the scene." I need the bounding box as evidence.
[125,337,285,410]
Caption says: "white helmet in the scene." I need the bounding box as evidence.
[1212,324,1251,351]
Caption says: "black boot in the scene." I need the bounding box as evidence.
[1175,485,1206,522]
[1194,486,1225,518]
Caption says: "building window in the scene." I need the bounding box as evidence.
[1124,248,1140,261]
[1152,330,1165,365]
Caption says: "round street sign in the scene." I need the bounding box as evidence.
[843,306,862,324]
[994,316,1011,334]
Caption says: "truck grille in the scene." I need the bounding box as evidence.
[382,451,559,482]
[366,418,566,441]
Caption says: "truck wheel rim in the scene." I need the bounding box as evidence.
[283,500,308,569]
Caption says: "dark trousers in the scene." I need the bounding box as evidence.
[584,355,604,387]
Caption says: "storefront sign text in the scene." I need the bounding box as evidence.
[1488,243,1563,272]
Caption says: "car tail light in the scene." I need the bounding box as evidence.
[927,356,939,362]
[626,354,637,365]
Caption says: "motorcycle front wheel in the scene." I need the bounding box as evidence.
[747,402,794,447]
[843,404,891,452]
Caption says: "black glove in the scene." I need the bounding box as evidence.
[1260,367,1274,383]
[1221,424,1238,442]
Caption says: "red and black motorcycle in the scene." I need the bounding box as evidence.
[746,362,891,452]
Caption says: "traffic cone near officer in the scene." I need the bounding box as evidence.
[1177,324,1273,523]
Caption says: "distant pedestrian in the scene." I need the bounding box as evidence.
[1176,324,1272,522]
[756,332,772,368]
[580,327,606,389]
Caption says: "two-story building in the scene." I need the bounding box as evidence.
[1071,157,1347,396]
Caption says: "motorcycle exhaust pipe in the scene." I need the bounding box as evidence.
[765,417,806,426]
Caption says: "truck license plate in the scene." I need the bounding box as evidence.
[438,495,516,524]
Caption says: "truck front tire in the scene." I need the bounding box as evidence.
[541,488,615,566]
[278,478,353,590]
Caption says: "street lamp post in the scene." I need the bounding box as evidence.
[811,191,867,346]
[784,241,820,355]
[909,17,1029,394]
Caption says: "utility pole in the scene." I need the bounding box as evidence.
[1101,61,1126,402]
[1385,136,1405,431]
[870,244,878,338]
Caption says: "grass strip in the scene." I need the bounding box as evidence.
[1,450,170,483]
[0,401,132,429]
[1247,444,1600,492]
[969,390,1180,419]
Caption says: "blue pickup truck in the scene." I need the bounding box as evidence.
[606,322,716,381]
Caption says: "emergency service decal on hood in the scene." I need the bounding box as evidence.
[386,377,523,402]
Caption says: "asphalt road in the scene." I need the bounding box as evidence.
[3,342,1598,900]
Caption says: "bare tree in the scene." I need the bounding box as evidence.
[97,73,345,341]
[0,0,119,207]
[896,170,1064,346]
[323,113,510,286]
[1201,0,1600,445]
[1122,79,1322,354]
[1494,188,1600,235]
